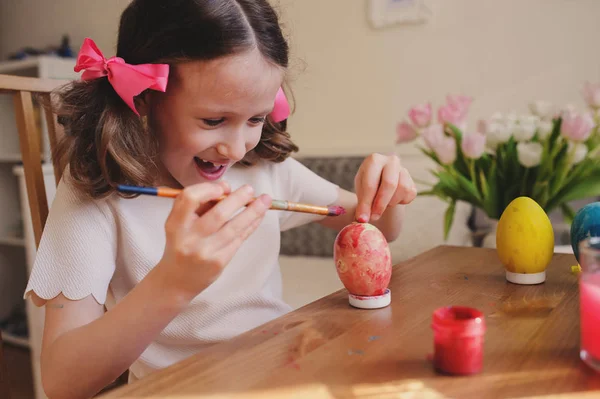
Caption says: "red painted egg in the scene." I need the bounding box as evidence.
[333,222,392,296]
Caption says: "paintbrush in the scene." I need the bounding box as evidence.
[116,185,346,217]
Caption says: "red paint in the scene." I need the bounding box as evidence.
[328,205,347,216]
[333,223,392,296]
[337,222,365,249]
[431,306,486,375]
[350,224,364,248]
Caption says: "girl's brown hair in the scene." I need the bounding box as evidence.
[55,0,297,198]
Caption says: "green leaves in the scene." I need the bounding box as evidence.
[455,172,483,206]
[481,160,499,218]
[444,200,456,241]
[416,115,600,237]
[546,169,600,212]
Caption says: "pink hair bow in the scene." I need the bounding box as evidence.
[74,38,169,115]
[271,87,290,123]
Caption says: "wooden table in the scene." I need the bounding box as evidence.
[103,246,600,398]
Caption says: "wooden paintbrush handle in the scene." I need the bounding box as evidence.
[155,186,331,215]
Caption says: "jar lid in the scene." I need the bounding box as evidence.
[432,306,486,336]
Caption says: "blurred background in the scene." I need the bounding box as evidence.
[2,0,599,155]
[1,1,599,397]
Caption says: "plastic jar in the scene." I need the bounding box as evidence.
[431,306,486,375]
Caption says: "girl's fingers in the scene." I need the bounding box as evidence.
[209,194,271,252]
[166,182,229,232]
[394,167,417,204]
[195,185,257,237]
[370,159,401,221]
[355,158,385,223]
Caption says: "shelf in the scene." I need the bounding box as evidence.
[13,162,55,176]
[0,153,22,163]
[0,55,73,74]
[0,236,25,247]
[0,58,40,73]
[0,329,30,348]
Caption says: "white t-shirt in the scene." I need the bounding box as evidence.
[24,157,339,380]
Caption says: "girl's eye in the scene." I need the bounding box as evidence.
[249,117,266,125]
[202,118,225,127]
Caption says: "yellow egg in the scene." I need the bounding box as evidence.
[496,197,554,274]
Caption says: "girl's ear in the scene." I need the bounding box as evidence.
[134,91,152,116]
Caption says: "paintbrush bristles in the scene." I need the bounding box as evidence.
[327,205,346,216]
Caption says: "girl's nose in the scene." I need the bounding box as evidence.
[216,132,248,162]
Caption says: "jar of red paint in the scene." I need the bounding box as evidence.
[431,306,486,375]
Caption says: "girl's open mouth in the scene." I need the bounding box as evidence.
[194,157,228,180]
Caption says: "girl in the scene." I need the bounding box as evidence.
[25,0,417,397]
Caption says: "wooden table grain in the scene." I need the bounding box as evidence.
[102,246,600,398]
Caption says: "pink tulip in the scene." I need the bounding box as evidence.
[446,95,473,110]
[436,95,473,131]
[561,111,596,142]
[583,82,600,109]
[396,121,418,143]
[421,124,456,164]
[434,136,457,165]
[461,132,486,159]
[422,123,445,149]
[438,104,466,127]
[408,103,432,128]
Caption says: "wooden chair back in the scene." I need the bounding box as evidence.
[0,74,69,399]
[0,73,129,397]
[0,74,69,247]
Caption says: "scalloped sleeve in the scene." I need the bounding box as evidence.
[24,178,117,306]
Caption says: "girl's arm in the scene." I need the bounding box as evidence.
[40,264,191,399]
[39,182,271,399]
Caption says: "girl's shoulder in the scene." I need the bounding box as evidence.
[231,157,308,192]
[53,170,115,222]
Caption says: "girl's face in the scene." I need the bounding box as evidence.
[146,48,284,188]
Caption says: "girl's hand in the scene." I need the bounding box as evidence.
[159,182,271,298]
[354,153,417,223]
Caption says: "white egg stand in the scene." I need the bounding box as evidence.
[505,271,546,285]
[505,246,574,284]
[348,289,391,309]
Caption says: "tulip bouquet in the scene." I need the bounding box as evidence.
[396,82,600,239]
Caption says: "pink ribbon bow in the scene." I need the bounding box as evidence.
[74,38,169,115]
[271,87,290,123]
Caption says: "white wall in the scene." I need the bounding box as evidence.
[275,0,600,156]
[2,0,599,156]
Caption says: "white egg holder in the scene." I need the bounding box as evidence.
[506,270,546,285]
[348,288,391,309]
